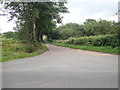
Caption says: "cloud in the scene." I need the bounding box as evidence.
[62,10,117,24]
[61,7,83,24]
[0,16,16,33]
[68,0,119,3]
[61,0,119,24]
[107,15,118,22]
[0,0,119,32]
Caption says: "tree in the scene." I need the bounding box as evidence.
[3,2,68,45]
[52,19,119,40]
[3,31,15,39]
[51,23,86,40]
[84,19,96,24]
[83,19,115,36]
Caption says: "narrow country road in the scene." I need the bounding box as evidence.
[2,44,118,88]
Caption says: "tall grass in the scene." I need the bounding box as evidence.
[2,40,48,62]
[53,43,119,54]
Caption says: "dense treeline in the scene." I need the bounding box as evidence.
[2,31,16,39]
[2,2,119,55]
[52,19,119,54]
[51,19,119,40]
[2,2,119,61]
[2,2,68,46]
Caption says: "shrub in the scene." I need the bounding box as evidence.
[54,34,119,48]
[23,44,35,53]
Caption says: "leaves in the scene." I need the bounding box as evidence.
[3,2,68,45]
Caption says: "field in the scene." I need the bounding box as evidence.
[1,39,48,62]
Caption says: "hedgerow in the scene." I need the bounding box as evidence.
[54,34,119,48]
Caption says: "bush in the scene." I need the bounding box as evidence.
[54,34,119,48]
[23,44,35,53]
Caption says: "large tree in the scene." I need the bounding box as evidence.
[3,2,68,45]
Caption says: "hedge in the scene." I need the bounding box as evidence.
[54,34,119,48]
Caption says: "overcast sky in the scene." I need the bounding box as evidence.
[0,0,119,33]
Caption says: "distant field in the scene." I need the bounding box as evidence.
[2,39,48,62]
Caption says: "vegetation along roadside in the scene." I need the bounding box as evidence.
[1,39,48,62]
[52,34,119,55]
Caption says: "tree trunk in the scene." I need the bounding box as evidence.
[33,21,36,42]
[39,33,43,42]
[25,20,30,43]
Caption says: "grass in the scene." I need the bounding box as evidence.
[53,43,119,55]
[1,40,48,62]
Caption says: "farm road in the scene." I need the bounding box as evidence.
[2,44,118,88]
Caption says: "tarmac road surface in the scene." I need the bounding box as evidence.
[2,44,118,88]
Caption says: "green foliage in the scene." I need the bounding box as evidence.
[3,2,68,45]
[3,31,16,39]
[53,43,119,54]
[83,20,115,36]
[84,19,96,24]
[54,34,119,48]
[23,45,35,53]
[2,40,48,62]
[51,20,118,40]
[23,43,42,53]
[51,23,84,40]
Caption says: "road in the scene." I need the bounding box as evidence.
[2,44,118,88]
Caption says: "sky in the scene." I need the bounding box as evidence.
[0,0,119,33]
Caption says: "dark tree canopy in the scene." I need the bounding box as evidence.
[3,2,68,45]
[51,20,118,40]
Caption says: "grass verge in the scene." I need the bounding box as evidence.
[1,40,48,62]
[53,43,119,55]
